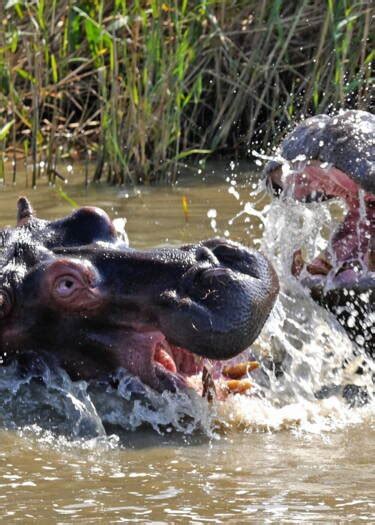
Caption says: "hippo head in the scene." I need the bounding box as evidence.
[0,198,279,392]
[264,110,374,354]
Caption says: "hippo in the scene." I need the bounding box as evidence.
[0,198,279,393]
[264,110,374,356]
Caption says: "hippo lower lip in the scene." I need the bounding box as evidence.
[115,330,186,392]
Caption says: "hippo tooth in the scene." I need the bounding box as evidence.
[222,361,259,379]
[224,379,253,394]
[154,345,177,374]
[306,256,333,276]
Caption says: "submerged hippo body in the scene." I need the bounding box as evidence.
[265,110,374,356]
[0,199,279,392]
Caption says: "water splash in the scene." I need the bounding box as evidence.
[0,363,214,441]
[0,170,373,443]
[241,187,375,427]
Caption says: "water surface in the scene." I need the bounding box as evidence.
[0,162,374,523]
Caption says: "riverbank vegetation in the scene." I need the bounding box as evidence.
[0,1,373,185]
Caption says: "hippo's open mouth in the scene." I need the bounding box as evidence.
[127,332,257,396]
[106,328,203,392]
[56,325,259,397]
[265,109,374,291]
[267,160,375,289]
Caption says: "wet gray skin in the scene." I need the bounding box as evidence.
[265,110,374,356]
[0,198,279,392]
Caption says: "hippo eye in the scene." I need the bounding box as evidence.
[0,289,12,319]
[54,275,81,298]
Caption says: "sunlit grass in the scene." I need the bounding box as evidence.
[0,0,372,185]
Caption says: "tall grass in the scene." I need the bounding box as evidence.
[0,0,373,185]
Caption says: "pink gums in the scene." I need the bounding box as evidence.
[116,330,204,391]
[281,161,375,273]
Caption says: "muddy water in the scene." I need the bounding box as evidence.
[0,163,374,523]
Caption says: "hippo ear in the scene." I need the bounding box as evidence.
[17,197,35,226]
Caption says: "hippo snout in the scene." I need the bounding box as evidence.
[156,239,279,360]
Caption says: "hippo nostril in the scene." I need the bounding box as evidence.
[195,246,219,265]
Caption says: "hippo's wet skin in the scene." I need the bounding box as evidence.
[0,199,279,393]
[265,110,374,356]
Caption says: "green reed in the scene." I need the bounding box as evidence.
[0,0,373,186]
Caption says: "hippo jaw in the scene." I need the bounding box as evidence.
[78,327,202,392]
